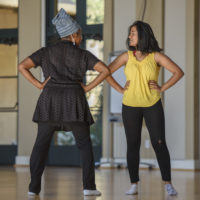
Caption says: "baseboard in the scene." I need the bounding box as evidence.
[16,156,200,169]
[99,157,128,168]
[140,159,200,170]
[15,156,30,166]
[100,157,200,170]
[194,160,200,169]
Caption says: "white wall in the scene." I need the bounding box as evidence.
[199,0,200,160]
[101,0,137,161]
[17,0,42,164]
[114,0,136,51]
[164,0,186,159]
[107,0,188,162]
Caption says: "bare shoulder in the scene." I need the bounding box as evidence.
[154,52,180,70]
[121,51,128,57]
[116,51,128,63]
[121,51,128,59]
[154,52,170,64]
[154,52,164,60]
[108,51,128,71]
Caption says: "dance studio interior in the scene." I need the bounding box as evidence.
[0,0,200,199]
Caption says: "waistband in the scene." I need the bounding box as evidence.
[45,80,82,88]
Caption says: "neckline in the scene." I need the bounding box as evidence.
[131,51,151,63]
[60,40,78,47]
[60,40,73,44]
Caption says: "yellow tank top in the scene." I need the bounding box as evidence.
[122,51,161,107]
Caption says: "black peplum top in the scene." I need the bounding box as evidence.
[29,40,100,131]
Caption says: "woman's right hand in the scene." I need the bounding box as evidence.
[38,76,51,90]
[18,57,51,90]
[120,80,130,94]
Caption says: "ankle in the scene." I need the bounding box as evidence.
[131,182,138,185]
[164,181,171,184]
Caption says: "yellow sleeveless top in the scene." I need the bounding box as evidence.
[122,51,161,107]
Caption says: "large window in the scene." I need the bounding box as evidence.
[46,0,104,164]
[46,0,104,146]
[86,0,104,25]
[57,0,76,16]
[85,39,104,145]
[0,0,18,164]
[79,0,104,147]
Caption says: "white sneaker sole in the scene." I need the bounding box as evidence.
[83,190,101,196]
[125,191,138,195]
[28,191,37,196]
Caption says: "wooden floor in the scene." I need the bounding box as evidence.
[0,166,200,200]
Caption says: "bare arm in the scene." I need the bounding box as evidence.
[81,61,110,92]
[149,52,184,92]
[106,52,129,94]
[18,57,50,89]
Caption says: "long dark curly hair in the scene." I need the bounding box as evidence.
[127,21,162,54]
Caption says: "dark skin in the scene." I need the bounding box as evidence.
[18,29,110,92]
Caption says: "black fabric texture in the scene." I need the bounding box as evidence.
[29,40,100,129]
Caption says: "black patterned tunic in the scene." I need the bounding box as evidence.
[29,40,100,131]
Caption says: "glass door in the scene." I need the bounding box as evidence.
[82,0,104,163]
[46,0,104,166]
[0,0,18,164]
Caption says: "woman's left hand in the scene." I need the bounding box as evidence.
[148,80,162,92]
[80,82,89,93]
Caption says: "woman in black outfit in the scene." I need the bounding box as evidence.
[18,8,109,197]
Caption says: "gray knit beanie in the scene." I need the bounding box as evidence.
[52,8,81,38]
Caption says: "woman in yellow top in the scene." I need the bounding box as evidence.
[106,21,184,196]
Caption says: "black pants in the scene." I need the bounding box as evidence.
[122,100,171,183]
[29,123,96,194]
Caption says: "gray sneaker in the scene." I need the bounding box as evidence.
[125,184,138,195]
[83,189,101,196]
[165,184,177,196]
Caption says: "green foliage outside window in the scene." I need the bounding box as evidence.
[87,0,104,24]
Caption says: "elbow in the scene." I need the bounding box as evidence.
[174,69,184,79]
[181,71,184,77]
[179,70,184,79]
[18,63,28,74]
[103,67,111,77]
[18,63,24,73]
[106,67,111,76]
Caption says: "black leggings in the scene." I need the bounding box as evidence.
[122,100,171,183]
[29,123,96,194]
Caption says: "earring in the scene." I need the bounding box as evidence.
[70,35,75,46]
[72,37,75,46]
